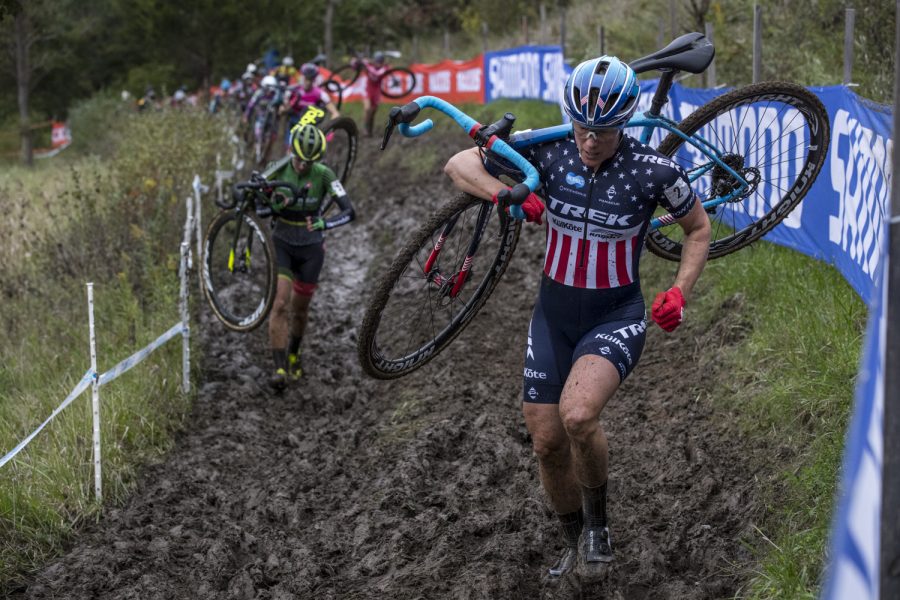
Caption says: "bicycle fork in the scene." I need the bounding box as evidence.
[422,202,492,299]
[227,211,255,274]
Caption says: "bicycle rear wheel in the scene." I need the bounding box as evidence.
[328,64,360,88]
[322,117,358,184]
[358,193,521,379]
[380,67,416,98]
[646,81,830,260]
[202,210,277,332]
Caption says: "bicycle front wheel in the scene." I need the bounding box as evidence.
[322,117,358,184]
[647,81,830,261]
[323,79,344,110]
[358,193,521,379]
[380,68,416,98]
[202,210,277,332]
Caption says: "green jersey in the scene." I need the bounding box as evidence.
[264,157,349,246]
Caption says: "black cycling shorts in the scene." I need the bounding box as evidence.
[276,241,325,285]
[523,275,647,404]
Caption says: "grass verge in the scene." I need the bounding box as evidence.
[0,103,232,592]
[641,240,865,599]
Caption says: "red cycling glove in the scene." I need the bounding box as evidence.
[651,286,686,332]
[491,189,545,225]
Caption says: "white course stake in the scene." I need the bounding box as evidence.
[192,175,209,294]
[180,242,191,394]
[183,195,194,270]
[192,174,208,297]
[87,282,102,502]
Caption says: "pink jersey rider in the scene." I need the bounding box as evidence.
[286,85,332,114]
[362,61,389,105]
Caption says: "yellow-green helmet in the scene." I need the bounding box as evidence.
[290,124,326,161]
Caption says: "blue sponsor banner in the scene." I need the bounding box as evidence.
[483,45,568,104]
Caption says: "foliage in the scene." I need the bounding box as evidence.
[0,108,228,591]
[0,0,895,129]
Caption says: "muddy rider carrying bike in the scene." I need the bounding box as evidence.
[359,51,390,138]
[264,123,355,391]
[444,56,711,578]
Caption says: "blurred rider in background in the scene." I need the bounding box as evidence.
[359,51,389,137]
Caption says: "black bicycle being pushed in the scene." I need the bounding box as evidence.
[202,173,309,332]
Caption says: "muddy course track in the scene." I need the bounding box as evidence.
[14,132,765,600]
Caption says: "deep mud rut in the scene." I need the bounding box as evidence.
[15,130,764,600]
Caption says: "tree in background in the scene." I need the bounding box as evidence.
[0,0,895,165]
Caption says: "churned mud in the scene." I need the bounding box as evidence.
[14,128,764,600]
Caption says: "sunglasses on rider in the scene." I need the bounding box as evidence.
[572,123,622,141]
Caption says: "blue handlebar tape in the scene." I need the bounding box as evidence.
[398,96,540,192]
[398,119,434,136]
[509,204,527,219]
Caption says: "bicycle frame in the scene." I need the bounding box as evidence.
[225,200,261,275]
[422,201,493,299]
[506,117,751,231]
[385,82,753,299]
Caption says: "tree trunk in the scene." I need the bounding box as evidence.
[14,9,33,167]
[324,0,336,69]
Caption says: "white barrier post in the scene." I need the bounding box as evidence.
[183,195,194,270]
[180,242,191,395]
[192,175,204,295]
[86,283,102,502]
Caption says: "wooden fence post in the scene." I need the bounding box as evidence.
[752,3,762,83]
[540,3,547,44]
[705,21,716,88]
[669,0,677,39]
[559,5,566,55]
[843,7,856,85]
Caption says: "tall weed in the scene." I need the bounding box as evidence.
[0,107,229,590]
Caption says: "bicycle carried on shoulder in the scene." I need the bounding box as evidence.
[326,51,417,99]
[357,32,830,379]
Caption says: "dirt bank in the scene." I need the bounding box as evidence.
[14,128,763,600]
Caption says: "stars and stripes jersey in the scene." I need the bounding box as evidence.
[517,133,695,290]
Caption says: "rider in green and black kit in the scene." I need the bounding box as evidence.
[264,124,355,390]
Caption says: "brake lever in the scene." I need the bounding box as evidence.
[381,102,422,151]
[494,184,531,234]
[495,188,510,233]
[381,106,401,150]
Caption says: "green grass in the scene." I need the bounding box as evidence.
[0,105,230,592]
[642,241,865,599]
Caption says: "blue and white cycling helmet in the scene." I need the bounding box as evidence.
[563,56,640,129]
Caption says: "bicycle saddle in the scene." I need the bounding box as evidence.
[629,32,715,75]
